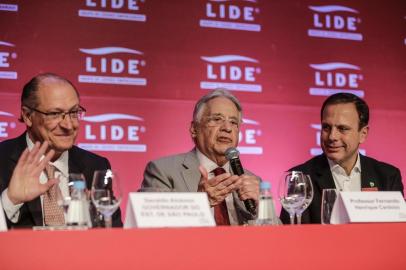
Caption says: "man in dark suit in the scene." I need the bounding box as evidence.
[141,89,260,225]
[280,93,404,224]
[0,73,122,228]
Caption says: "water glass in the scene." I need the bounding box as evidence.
[278,171,307,225]
[295,174,314,224]
[321,189,338,224]
[91,169,122,228]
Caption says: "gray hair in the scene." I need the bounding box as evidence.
[192,88,242,124]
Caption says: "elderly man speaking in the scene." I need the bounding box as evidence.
[141,89,260,225]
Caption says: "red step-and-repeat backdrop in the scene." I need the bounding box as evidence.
[1,0,405,215]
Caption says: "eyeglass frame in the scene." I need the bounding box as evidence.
[24,105,86,123]
[205,113,242,129]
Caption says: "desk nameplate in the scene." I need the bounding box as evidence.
[331,191,406,224]
[124,192,215,228]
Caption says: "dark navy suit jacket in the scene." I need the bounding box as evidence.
[280,154,404,224]
[0,133,122,228]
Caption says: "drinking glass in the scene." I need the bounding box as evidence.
[91,169,122,228]
[295,174,314,225]
[278,171,307,225]
[321,189,338,224]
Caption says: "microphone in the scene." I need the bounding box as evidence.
[225,147,256,216]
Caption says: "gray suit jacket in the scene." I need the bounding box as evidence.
[141,149,257,224]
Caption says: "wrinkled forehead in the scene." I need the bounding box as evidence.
[36,79,79,109]
[203,97,240,116]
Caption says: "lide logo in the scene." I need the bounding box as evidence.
[0,3,18,12]
[0,41,18,80]
[0,111,17,141]
[310,124,323,156]
[199,0,261,32]
[78,47,147,86]
[307,5,363,41]
[200,55,262,93]
[310,124,365,156]
[238,118,263,155]
[78,113,147,152]
[78,0,146,22]
[309,62,364,97]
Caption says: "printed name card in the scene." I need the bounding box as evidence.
[124,192,215,228]
[331,191,406,224]
[0,197,8,232]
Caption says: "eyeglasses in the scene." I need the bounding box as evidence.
[206,114,241,129]
[25,105,86,123]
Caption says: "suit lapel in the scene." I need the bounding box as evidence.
[68,147,85,175]
[178,150,254,223]
[359,155,379,190]
[11,133,43,226]
[313,155,336,192]
[314,155,378,191]
[68,146,94,188]
[181,150,201,192]
[10,133,27,164]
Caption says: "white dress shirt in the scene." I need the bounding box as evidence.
[196,149,239,225]
[1,134,70,223]
[327,153,362,192]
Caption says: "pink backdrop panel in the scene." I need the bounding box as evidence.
[1,0,406,218]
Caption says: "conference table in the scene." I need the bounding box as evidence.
[1,223,405,270]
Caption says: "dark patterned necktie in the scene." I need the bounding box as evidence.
[211,167,230,226]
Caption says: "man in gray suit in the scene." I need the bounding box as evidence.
[141,89,260,225]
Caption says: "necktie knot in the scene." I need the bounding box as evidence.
[212,167,226,176]
[45,164,55,179]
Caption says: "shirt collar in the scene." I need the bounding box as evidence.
[25,133,69,178]
[196,148,230,176]
[327,153,362,175]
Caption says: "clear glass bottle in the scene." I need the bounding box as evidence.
[256,181,280,226]
[66,181,91,227]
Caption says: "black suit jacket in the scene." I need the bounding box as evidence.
[0,133,123,228]
[280,154,404,224]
